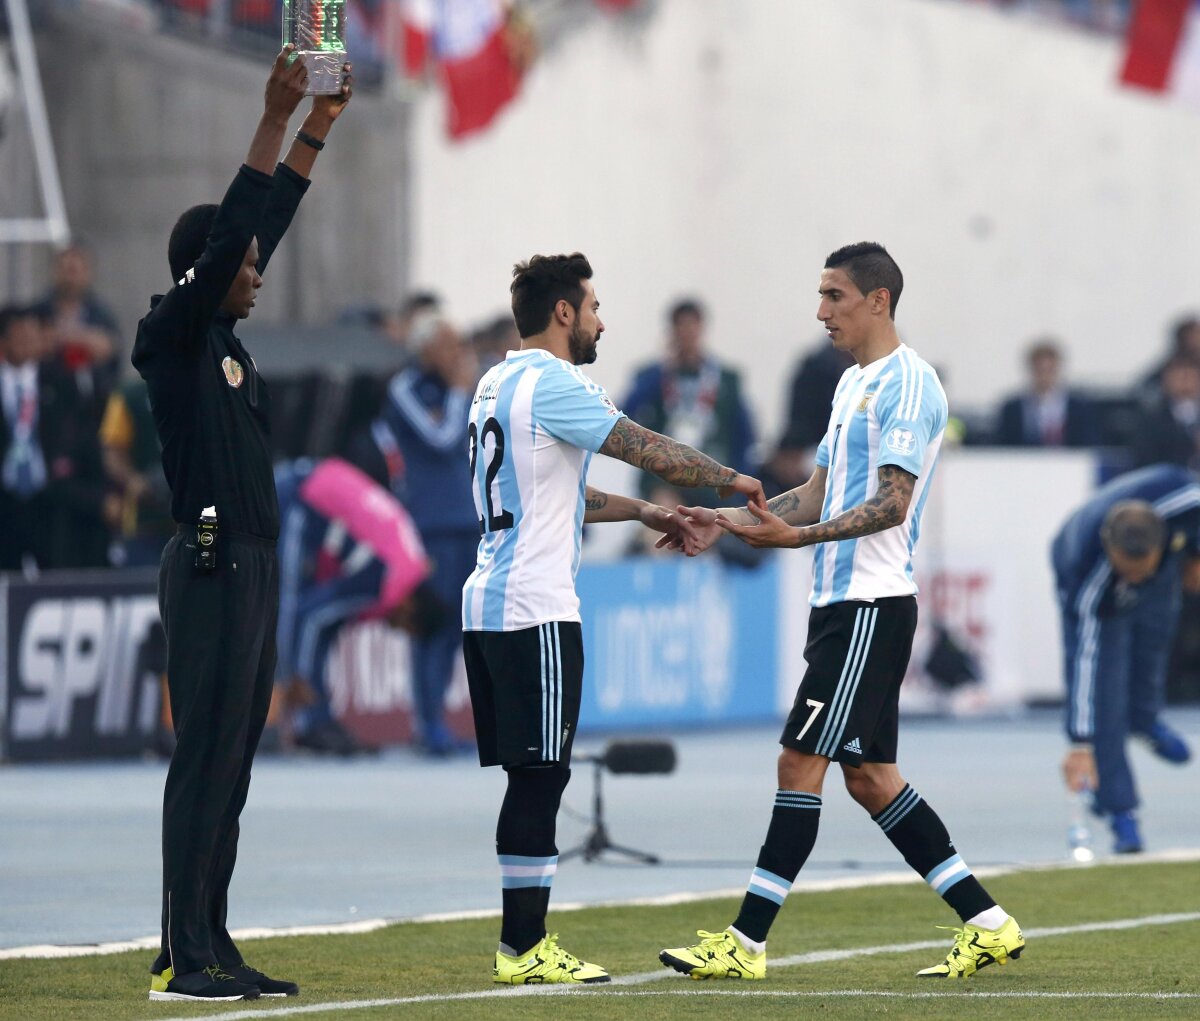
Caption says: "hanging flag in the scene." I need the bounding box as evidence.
[1119,0,1200,105]
[398,0,532,139]
[402,0,435,78]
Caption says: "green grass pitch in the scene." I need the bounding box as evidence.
[1,859,1197,1021]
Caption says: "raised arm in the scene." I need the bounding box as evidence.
[719,464,915,549]
[132,51,306,364]
[246,47,310,174]
[598,417,764,506]
[258,63,355,274]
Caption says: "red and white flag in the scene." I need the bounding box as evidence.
[402,0,526,139]
[401,0,435,78]
[1119,0,1200,105]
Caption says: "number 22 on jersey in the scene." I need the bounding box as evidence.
[469,417,514,533]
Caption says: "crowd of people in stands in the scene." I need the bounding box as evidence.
[4,244,1200,749]
[3,244,1200,575]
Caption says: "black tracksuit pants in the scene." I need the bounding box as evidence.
[152,528,279,976]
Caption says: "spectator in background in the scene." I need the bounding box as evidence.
[0,305,110,571]
[473,312,521,375]
[32,242,121,418]
[337,290,441,371]
[622,298,757,503]
[100,378,175,566]
[770,336,857,492]
[1140,315,1200,405]
[349,315,479,755]
[392,290,442,363]
[1131,356,1200,471]
[994,339,1099,447]
[781,336,856,454]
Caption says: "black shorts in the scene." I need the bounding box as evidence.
[780,596,917,767]
[463,621,583,768]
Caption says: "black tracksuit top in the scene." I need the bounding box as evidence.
[132,163,309,541]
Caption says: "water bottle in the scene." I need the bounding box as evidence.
[282,0,347,96]
[1067,790,1095,863]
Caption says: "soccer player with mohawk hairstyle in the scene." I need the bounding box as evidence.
[660,243,1024,981]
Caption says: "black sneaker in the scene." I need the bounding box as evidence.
[226,963,300,997]
[148,964,261,1001]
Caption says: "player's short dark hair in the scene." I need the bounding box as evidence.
[168,204,219,282]
[510,253,593,339]
[669,298,705,325]
[1101,500,1165,558]
[824,242,903,318]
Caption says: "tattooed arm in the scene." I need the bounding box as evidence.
[720,466,829,528]
[584,485,701,550]
[717,464,917,550]
[656,467,829,556]
[584,486,647,524]
[598,417,765,506]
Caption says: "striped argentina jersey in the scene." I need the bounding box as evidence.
[462,348,624,631]
[810,343,947,607]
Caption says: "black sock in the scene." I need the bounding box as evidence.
[496,765,570,955]
[872,784,995,922]
[731,790,822,944]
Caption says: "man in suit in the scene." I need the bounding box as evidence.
[1132,356,1200,471]
[995,339,1099,448]
[0,304,110,571]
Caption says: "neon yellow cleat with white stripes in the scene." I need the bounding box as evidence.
[659,929,766,980]
[917,915,1025,978]
[493,933,610,984]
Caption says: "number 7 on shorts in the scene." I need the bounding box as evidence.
[795,699,825,743]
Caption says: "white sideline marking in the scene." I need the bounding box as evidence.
[6,847,1199,962]
[147,910,1200,1021]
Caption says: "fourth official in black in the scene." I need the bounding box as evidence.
[132,48,353,1003]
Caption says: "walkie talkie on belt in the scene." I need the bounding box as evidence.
[195,505,218,572]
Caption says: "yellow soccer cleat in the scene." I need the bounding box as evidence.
[916,915,1025,978]
[493,933,610,985]
[659,929,766,980]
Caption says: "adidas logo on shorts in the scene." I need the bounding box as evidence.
[843,736,862,754]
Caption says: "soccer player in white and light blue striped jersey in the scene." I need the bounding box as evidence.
[463,253,765,985]
[661,243,1023,982]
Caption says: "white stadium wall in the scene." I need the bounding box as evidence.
[410,0,1200,440]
